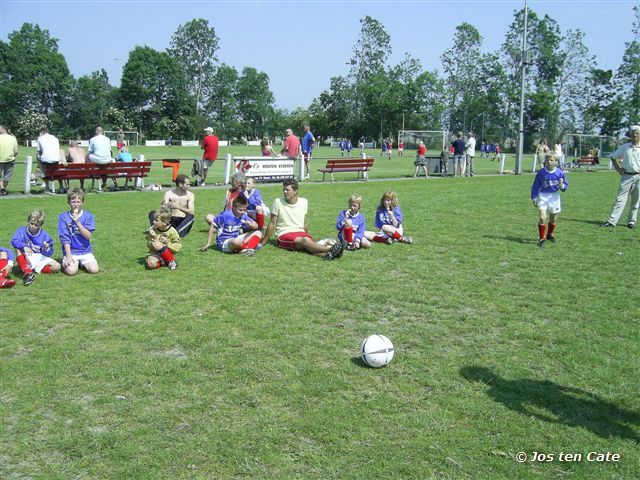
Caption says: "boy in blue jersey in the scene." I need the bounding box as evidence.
[58,189,100,275]
[336,194,371,251]
[243,177,270,230]
[339,139,346,157]
[365,191,413,245]
[200,195,262,256]
[346,139,352,156]
[531,153,568,247]
[0,246,16,288]
[11,209,61,285]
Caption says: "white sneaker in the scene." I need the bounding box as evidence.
[317,238,336,247]
[168,260,178,270]
[304,175,310,180]
[240,249,255,257]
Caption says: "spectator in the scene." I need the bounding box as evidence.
[554,139,564,168]
[414,141,429,178]
[358,135,365,154]
[0,124,18,196]
[166,135,173,147]
[259,179,344,260]
[301,124,315,180]
[199,126,219,186]
[601,125,640,229]
[87,126,113,165]
[535,140,550,170]
[37,127,66,194]
[116,128,125,150]
[260,138,278,157]
[112,146,133,190]
[451,132,466,177]
[148,174,195,237]
[281,128,301,160]
[465,131,476,177]
[66,140,87,191]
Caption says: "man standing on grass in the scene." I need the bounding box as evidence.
[601,125,640,229]
[465,131,476,177]
[281,128,300,160]
[200,126,219,186]
[301,124,315,180]
[259,179,344,260]
[0,125,18,196]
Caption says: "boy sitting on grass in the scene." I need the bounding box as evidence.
[58,188,100,275]
[11,209,61,286]
[0,247,16,288]
[146,207,182,270]
[336,194,371,251]
[200,196,262,256]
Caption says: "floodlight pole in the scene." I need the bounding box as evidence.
[516,0,528,175]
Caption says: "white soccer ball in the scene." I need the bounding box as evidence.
[360,334,395,368]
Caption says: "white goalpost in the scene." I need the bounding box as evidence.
[564,133,619,168]
[104,130,139,147]
[397,130,447,152]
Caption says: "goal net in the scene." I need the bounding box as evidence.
[104,130,139,147]
[397,130,447,152]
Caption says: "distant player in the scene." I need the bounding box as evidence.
[200,196,262,256]
[365,191,413,245]
[0,246,16,288]
[58,189,100,275]
[145,207,181,269]
[336,194,371,251]
[346,139,352,156]
[339,139,347,157]
[11,209,61,285]
[531,153,568,247]
[398,139,405,157]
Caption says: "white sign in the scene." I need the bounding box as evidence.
[145,140,165,146]
[234,156,295,180]
[181,140,199,147]
[219,140,229,147]
[246,140,261,146]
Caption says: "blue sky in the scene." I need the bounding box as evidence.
[1,0,637,110]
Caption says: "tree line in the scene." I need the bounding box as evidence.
[1,6,638,152]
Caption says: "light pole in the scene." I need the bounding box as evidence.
[515,0,529,175]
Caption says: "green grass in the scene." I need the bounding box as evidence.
[1,171,638,479]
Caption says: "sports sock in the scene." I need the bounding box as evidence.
[241,235,261,251]
[256,212,265,229]
[159,246,175,264]
[0,258,7,277]
[538,223,547,240]
[42,265,52,274]
[392,231,402,240]
[344,226,354,244]
[16,254,32,274]
[372,235,388,243]
[547,223,557,237]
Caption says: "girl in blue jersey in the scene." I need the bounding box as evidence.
[0,246,16,288]
[365,191,413,245]
[531,153,568,247]
[11,209,61,285]
[336,194,371,251]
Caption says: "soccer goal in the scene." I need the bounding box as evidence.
[104,130,139,147]
[397,130,447,152]
[564,134,619,162]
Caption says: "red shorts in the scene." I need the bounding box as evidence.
[277,232,313,250]
[117,142,125,149]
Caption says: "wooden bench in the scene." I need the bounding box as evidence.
[317,158,374,181]
[574,156,599,170]
[43,161,152,192]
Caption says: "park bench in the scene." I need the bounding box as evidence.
[317,158,374,182]
[43,161,152,192]
[574,156,599,171]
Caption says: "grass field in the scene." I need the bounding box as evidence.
[1,160,638,479]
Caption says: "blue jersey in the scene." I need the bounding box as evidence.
[336,210,366,242]
[213,209,251,249]
[116,152,132,162]
[531,167,568,199]
[242,188,264,212]
[0,246,15,262]
[346,141,352,152]
[11,226,55,257]
[339,140,346,151]
[302,131,315,153]
[58,210,95,255]
[374,206,403,229]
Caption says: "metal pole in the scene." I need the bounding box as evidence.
[516,0,528,175]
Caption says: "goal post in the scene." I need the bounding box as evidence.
[564,134,619,161]
[397,130,447,152]
[104,130,139,147]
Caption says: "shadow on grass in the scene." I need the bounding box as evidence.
[484,235,538,245]
[562,217,603,226]
[460,366,640,442]
[350,356,370,369]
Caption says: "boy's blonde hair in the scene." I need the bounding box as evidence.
[379,191,399,209]
[154,207,172,224]
[67,188,85,202]
[28,209,45,226]
[348,194,362,206]
[544,153,557,165]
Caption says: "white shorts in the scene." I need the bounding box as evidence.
[220,238,236,253]
[25,252,58,273]
[203,160,215,169]
[375,225,403,239]
[67,253,98,267]
[536,192,562,214]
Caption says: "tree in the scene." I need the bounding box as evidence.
[614,4,640,125]
[0,23,72,129]
[68,70,116,138]
[168,18,220,114]
[206,63,239,138]
[119,46,192,137]
[235,67,275,139]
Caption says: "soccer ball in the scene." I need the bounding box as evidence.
[360,334,395,368]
